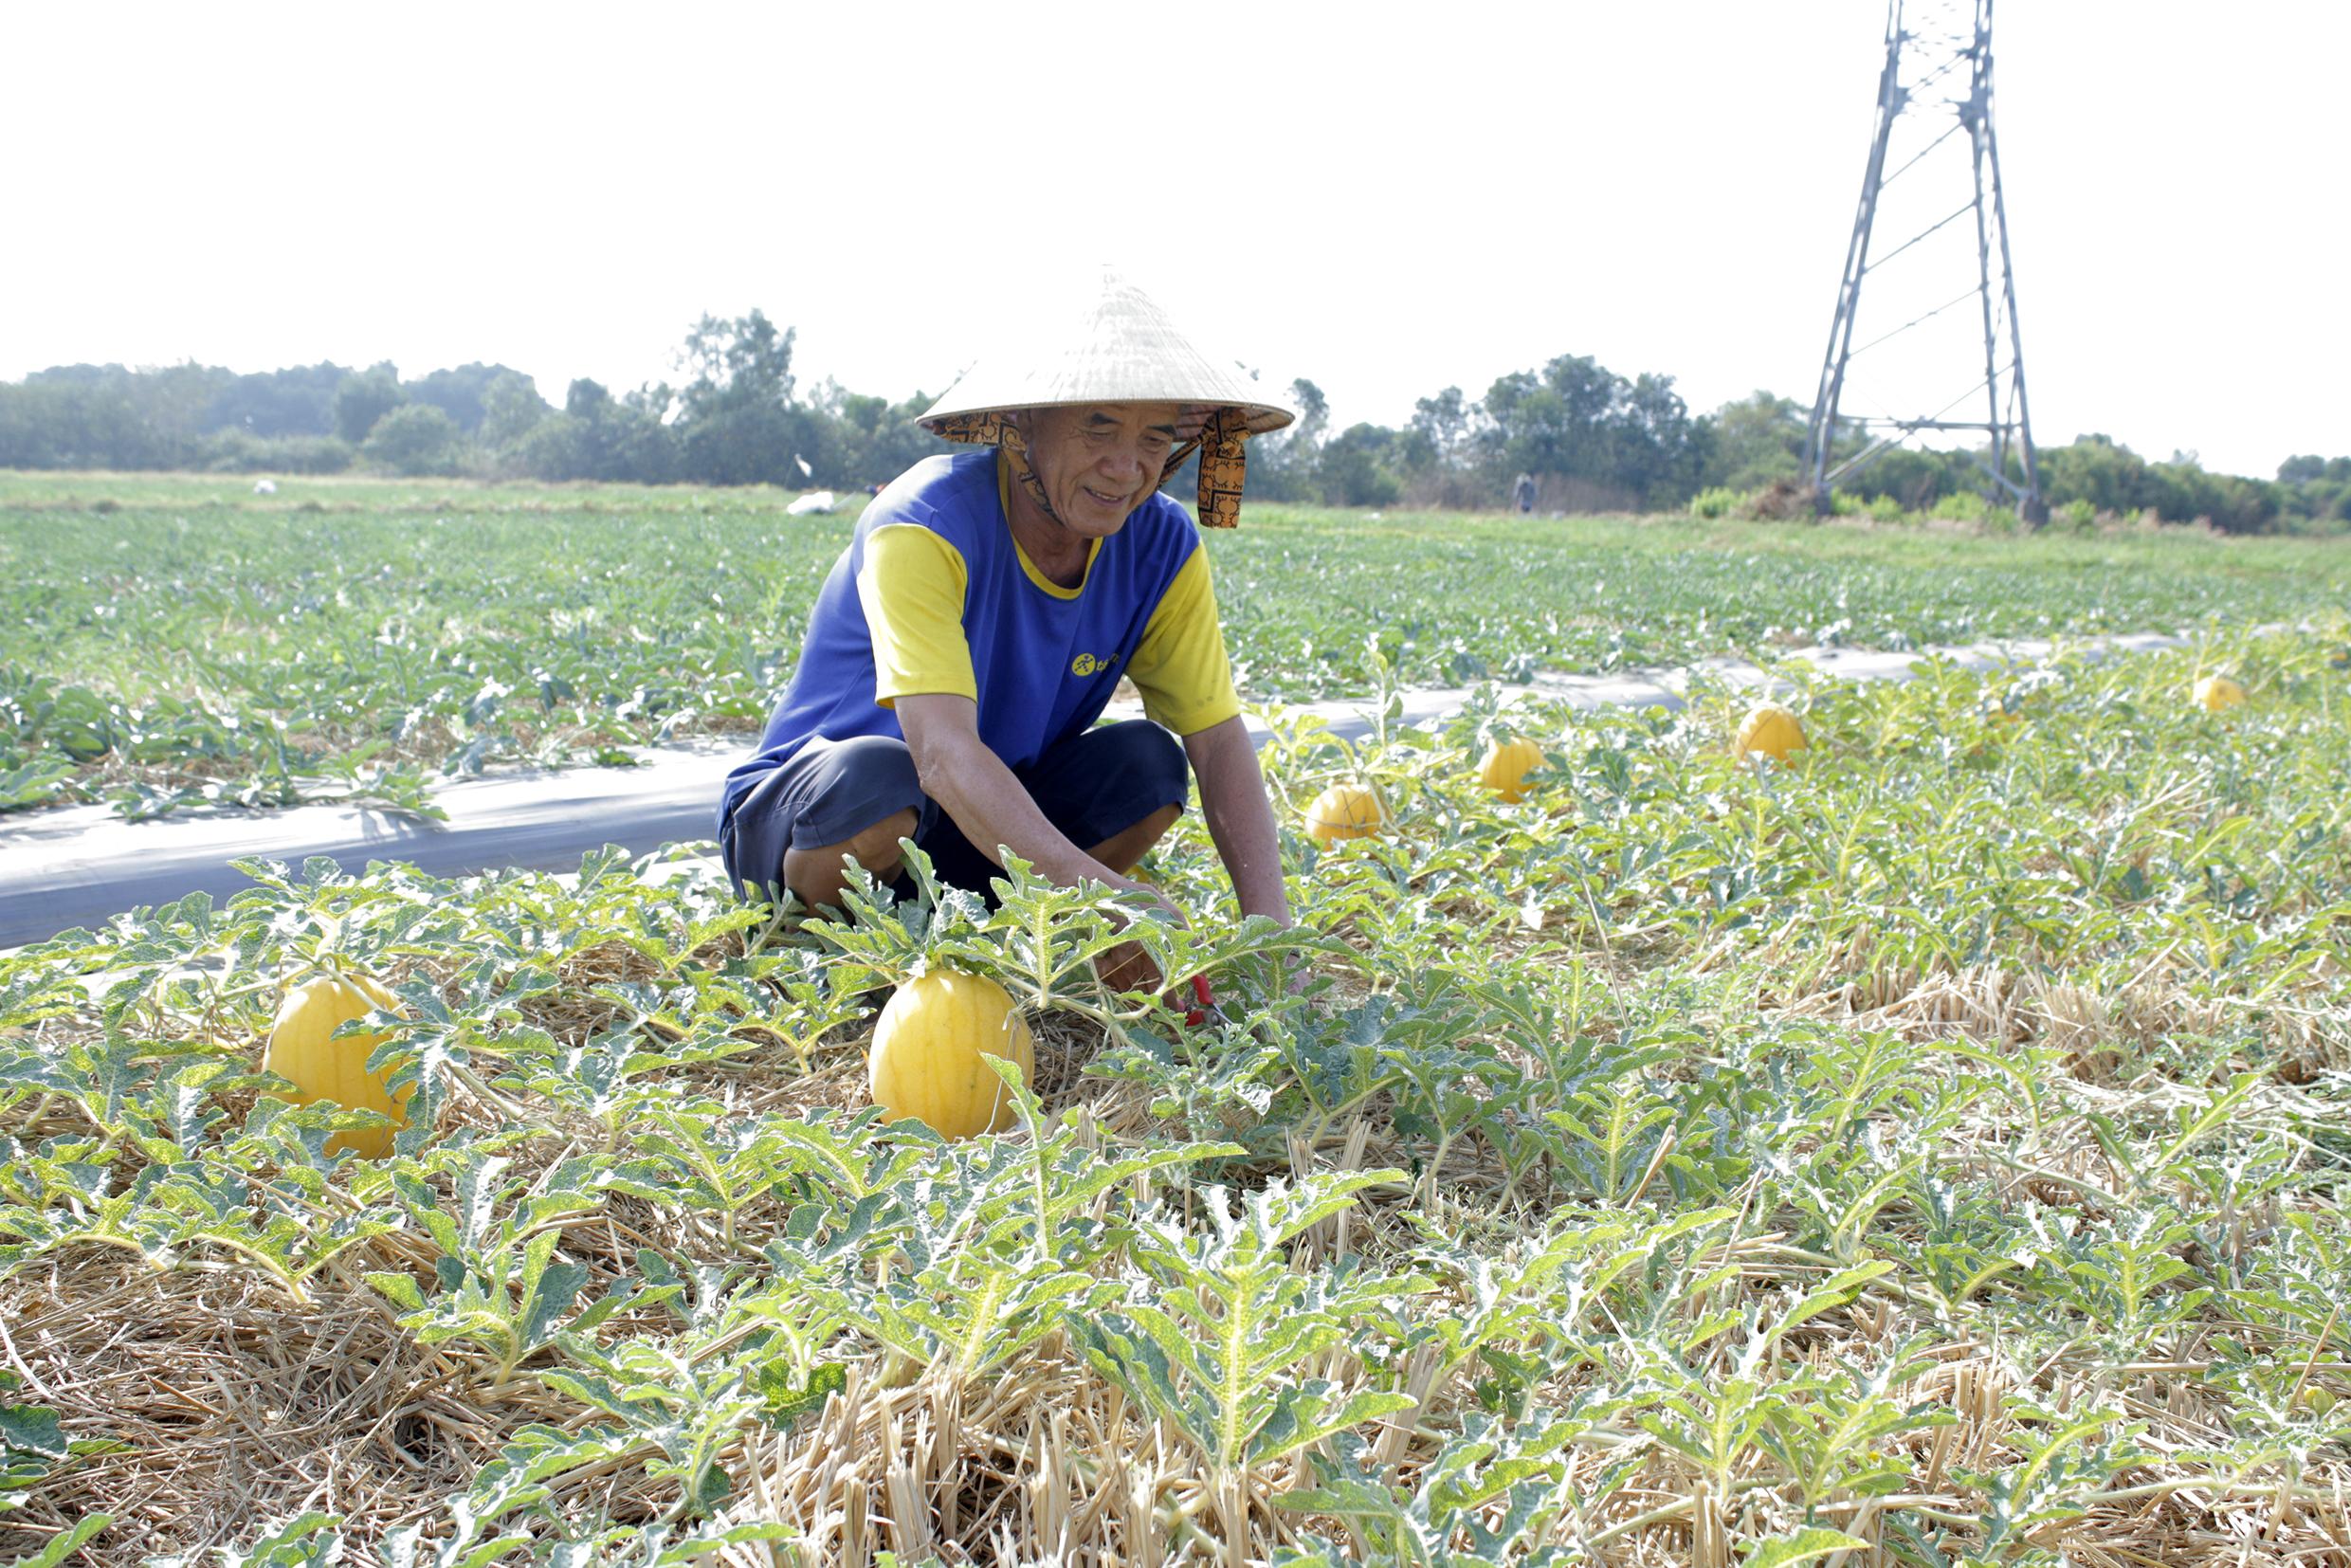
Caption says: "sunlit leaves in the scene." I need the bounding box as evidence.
[5,612,2351,1560]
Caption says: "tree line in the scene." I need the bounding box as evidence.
[2,311,2342,533]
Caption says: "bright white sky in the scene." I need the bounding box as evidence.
[4,2,2343,478]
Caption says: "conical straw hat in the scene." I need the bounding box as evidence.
[919,270,1294,437]
[918,271,1292,528]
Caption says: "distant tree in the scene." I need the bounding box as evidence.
[666,310,817,485]
[6,367,192,468]
[0,383,68,467]
[678,311,795,417]
[2032,434,2288,533]
[115,361,224,453]
[1245,377,1328,501]
[608,389,683,483]
[360,403,463,476]
[209,362,348,436]
[805,380,949,487]
[680,403,815,486]
[408,363,532,433]
[2039,433,2149,517]
[1483,364,1595,494]
[512,414,587,480]
[1316,422,1405,506]
[199,430,354,474]
[565,378,612,419]
[332,365,405,444]
[478,370,554,448]
[1700,391,1808,492]
[1409,386,1474,471]
[1844,446,1974,510]
[1478,354,1711,509]
[1288,378,1330,447]
[2278,454,2350,486]
[0,328,2323,528]
[2144,454,2278,533]
[1395,385,1493,505]
[1504,355,1617,476]
[1613,372,1705,507]
[519,377,678,483]
[2275,455,2349,525]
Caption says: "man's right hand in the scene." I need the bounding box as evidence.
[1094,884,1186,995]
[1095,939,1162,994]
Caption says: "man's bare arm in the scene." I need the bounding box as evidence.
[895,693,1150,898]
[1183,715,1290,926]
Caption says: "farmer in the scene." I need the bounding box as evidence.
[716,273,1296,962]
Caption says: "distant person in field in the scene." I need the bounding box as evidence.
[1512,471,1537,514]
[717,271,1297,965]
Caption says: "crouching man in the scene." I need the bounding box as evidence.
[715,274,1295,967]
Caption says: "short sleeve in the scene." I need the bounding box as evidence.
[857,524,976,705]
[1126,544,1241,735]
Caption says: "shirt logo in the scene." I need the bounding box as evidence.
[1070,652,1105,677]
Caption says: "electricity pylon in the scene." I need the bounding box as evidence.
[1804,0,2046,523]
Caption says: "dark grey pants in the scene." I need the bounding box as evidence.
[718,720,1188,905]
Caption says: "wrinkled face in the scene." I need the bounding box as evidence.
[1016,402,1183,538]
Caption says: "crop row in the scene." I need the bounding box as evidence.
[1,627,2344,1563]
[5,476,2348,817]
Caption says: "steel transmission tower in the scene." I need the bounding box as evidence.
[1804,0,2045,522]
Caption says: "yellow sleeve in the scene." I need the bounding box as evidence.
[857,524,976,705]
[1127,544,1241,735]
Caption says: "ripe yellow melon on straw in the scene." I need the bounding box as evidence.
[1735,702,1808,762]
[2193,674,2246,712]
[1304,783,1385,845]
[263,973,412,1158]
[868,970,1035,1140]
[1476,738,1544,802]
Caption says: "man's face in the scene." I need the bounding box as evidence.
[1017,402,1183,538]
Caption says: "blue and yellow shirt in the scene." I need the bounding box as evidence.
[720,449,1238,824]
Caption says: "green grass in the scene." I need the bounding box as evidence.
[3,470,2345,818]
[3,620,2348,1562]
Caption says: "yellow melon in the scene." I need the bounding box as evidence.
[2193,674,2246,712]
[1304,783,1386,846]
[1734,702,1808,762]
[262,973,411,1158]
[1476,738,1545,803]
[867,970,1036,1140]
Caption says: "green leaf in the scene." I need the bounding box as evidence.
[0,1407,67,1464]
[1740,1526,1872,1567]
[2,1513,113,1568]
[755,1360,847,1428]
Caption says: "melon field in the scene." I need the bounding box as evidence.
[4,472,2345,817]
[4,475,2350,1566]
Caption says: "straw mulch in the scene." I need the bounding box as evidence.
[6,921,2349,1565]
